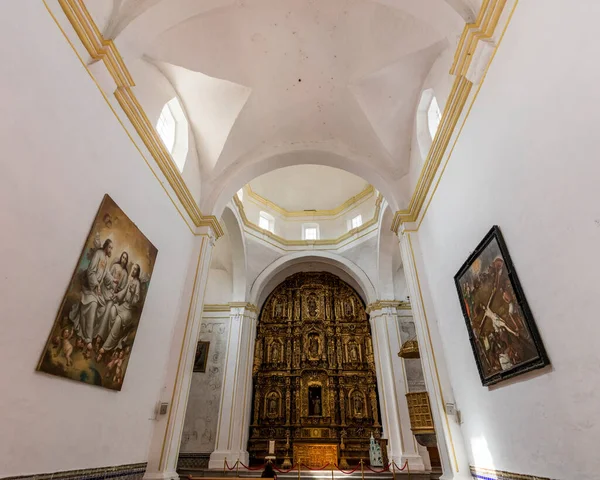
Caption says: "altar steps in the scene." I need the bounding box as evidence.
[182,470,441,480]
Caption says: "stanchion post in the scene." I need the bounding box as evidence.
[331,463,334,480]
[391,461,396,480]
[360,459,364,480]
[236,459,240,477]
[407,461,411,480]
[297,463,301,480]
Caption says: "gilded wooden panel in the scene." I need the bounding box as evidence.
[249,272,381,466]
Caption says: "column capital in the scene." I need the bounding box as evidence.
[228,302,259,315]
[366,300,411,316]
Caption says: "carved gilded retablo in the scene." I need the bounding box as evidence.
[249,272,381,466]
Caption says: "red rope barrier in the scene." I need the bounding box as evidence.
[300,462,331,471]
[393,461,409,471]
[273,464,298,473]
[364,463,391,473]
[224,459,238,471]
[239,461,268,471]
[334,463,362,475]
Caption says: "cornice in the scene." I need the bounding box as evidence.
[392,0,510,233]
[245,184,375,219]
[55,0,223,238]
[203,303,258,314]
[233,193,383,248]
[202,304,230,312]
[366,300,411,314]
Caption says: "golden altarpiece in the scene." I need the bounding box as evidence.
[249,272,382,467]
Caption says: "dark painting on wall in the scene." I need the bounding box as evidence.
[37,195,158,391]
[193,341,210,373]
[454,226,549,386]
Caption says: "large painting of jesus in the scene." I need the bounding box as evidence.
[454,226,549,386]
[37,195,158,391]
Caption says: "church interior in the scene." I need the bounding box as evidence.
[1,1,599,480]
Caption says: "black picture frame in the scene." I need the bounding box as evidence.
[193,341,210,373]
[454,226,550,386]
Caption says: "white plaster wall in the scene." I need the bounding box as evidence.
[180,316,230,453]
[0,2,196,476]
[340,235,379,293]
[414,1,600,478]
[204,269,233,305]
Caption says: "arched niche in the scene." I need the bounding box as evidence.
[249,251,377,310]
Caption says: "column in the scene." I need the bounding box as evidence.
[208,303,258,469]
[144,228,216,480]
[368,303,426,471]
[397,229,471,480]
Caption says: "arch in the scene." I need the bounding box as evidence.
[376,206,398,300]
[249,251,377,309]
[221,205,247,301]
[205,146,405,218]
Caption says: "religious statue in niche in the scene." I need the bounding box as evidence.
[274,298,286,318]
[267,392,280,418]
[271,341,281,363]
[307,293,318,317]
[308,334,320,359]
[351,391,365,418]
[308,386,322,416]
[348,340,360,362]
[36,195,158,391]
[344,298,353,317]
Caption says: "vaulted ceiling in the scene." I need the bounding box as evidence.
[87,0,477,216]
[249,166,368,212]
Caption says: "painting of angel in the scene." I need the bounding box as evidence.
[37,195,158,390]
[454,226,549,386]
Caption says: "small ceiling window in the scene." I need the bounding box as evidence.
[427,96,442,139]
[259,211,274,233]
[303,224,319,241]
[351,214,363,229]
[156,98,189,172]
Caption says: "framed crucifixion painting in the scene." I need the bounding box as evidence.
[454,226,550,386]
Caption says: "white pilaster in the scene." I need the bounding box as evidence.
[144,229,217,480]
[368,303,426,472]
[397,230,471,480]
[208,304,258,469]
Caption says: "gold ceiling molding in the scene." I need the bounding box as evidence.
[245,184,375,218]
[56,0,223,238]
[233,193,383,248]
[391,0,509,233]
